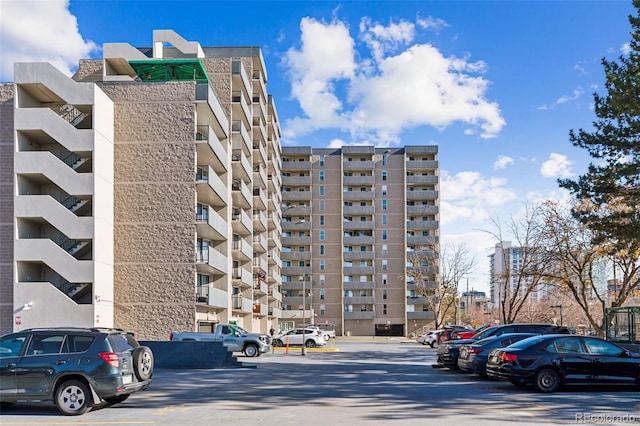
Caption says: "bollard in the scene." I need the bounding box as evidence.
[285,336,289,355]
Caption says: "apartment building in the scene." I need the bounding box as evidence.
[280,146,439,337]
[0,30,282,340]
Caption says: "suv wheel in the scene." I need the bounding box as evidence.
[244,343,259,357]
[132,346,154,381]
[304,340,317,348]
[55,380,91,415]
[272,339,283,347]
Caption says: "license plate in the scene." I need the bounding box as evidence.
[122,374,132,385]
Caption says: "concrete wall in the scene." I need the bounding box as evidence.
[0,84,14,335]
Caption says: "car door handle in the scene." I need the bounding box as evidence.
[56,360,67,365]
[4,362,16,368]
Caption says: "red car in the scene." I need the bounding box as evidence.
[451,325,491,340]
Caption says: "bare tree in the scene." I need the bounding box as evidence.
[404,241,477,330]
[485,203,551,324]
[537,200,640,336]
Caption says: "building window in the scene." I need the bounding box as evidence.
[383,289,387,300]
[382,214,387,225]
[382,229,387,240]
[320,289,325,300]
[319,200,325,211]
[382,185,387,196]
[383,304,388,315]
[320,215,325,226]
[319,155,325,166]
[383,275,388,285]
[320,245,325,255]
[320,304,325,315]
[320,274,325,285]
[382,200,387,211]
[319,170,325,181]
[382,171,387,181]
[320,260,325,270]
[382,244,388,256]
[319,230,325,241]
[319,185,325,196]
[382,155,387,166]
[382,259,388,270]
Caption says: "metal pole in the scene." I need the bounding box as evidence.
[301,276,306,356]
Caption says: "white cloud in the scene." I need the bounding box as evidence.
[540,153,573,178]
[359,18,415,63]
[440,170,517,225]
[0,0,97,81]
[493,155,514,170]
[416,15,449,34]
[622,42,631,55]
[538,87,584,110]
[282,17,505,145]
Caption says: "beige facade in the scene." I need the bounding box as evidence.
[0,30,282,340]
[280,146,439,336]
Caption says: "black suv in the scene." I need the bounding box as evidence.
[0,327,153,415]
[436,323,570,370]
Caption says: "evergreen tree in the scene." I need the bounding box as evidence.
[559,0,640,253]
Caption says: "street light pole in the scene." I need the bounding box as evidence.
[550,305,563,326]
[301,276,306,356]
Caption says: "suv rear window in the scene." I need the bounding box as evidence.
[107,333,139,352]
[68,335,95,353]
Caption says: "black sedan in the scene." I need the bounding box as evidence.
[457,333,537,376]
[486,334,640,392]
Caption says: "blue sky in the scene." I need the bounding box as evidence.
[0,0,636,292]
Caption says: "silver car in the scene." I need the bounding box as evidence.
[271,328,327,348]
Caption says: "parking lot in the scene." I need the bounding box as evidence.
[1,338,639,425]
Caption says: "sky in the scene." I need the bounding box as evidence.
[0,0,636,293]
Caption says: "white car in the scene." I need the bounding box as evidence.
[272,328,327,348]
[418,330,443,347]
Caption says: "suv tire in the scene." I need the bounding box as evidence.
[133,346,154,381]
[244,343,259,357]
[304,340,317,348]
[55,380,91,416]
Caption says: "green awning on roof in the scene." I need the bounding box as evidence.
[129,59,209,83]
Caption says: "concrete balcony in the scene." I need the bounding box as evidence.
[196,248,228,275]
[232,179,252,210]
[281,220,311,232]
[343,190,375,201]
[196,125,228,174]
[281,251,311,261]
[406,190,439,200]
[232,149,252,184]
[406,175,439,185]
[343,205,374,215]
[343,236,374,245]
[196,165,228,207]
[344,296,375,304]
[232,267,253,288]
[231,90,251,131]
[282,205,311,215]
[232,238,252,261]
[232,295,253,313]
[283,235,311,245]
[343,281,375,290]
[253,210,267,232]
[253,118,267,145]
[253,165,267,191]
[282,175,312,186]
[232,209,252,236]
[343,266,375,275]
[253,187,267,210]
[282,190,312,202]
[196,206,228,241]
[406,205,439,215]
[231,120,252,158]
[342,175,375,185]
[343,251,375,261]
[406,296,427,305]
[281,160,311,171]
[195,83,229,140]
[406,160,438,170]
[253,234,268,254]
[254,280,269,294]
[200,287,228,309]
[407,311,435,320]
[344,311,375,320]
[343,160,374,170]
[343,220,374,230]
[281,266,312,276]
[231,60,251,101]
[407,220,439,230]
[253,303,268,316]
[407,235,439,245]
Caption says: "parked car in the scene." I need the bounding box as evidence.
[486,334,640,392]
[0,327,153,415]
[301,326,331,341]
[457,333,537,376]
[271,328,327,348]
[417,330,443,348]
[441,325,470,342]
[451,325,491,340]
[436,323,571,370]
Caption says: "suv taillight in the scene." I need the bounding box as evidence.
[99,352,120,368]
[468,347,483,355]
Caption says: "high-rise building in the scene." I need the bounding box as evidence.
[0,30,282,340]
[279,146,440,337]
[1,30,440,339]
